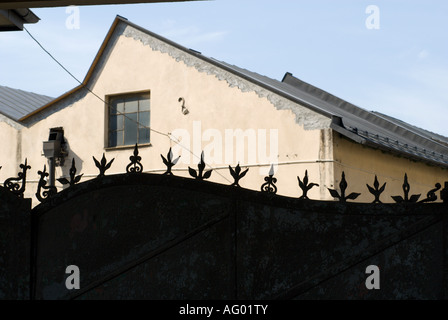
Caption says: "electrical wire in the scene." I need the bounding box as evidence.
[22,26,233,183]
[15,27,447,189]
[23,26,154,131]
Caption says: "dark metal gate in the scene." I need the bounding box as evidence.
[1,146,447,299]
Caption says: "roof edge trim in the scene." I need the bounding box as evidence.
[19,15,125,122]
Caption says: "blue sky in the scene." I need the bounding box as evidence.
[1,0,447,136]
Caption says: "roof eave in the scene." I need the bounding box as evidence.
[18,16,124,122]
[0,8,39,31]
[0,0,201,10]
[18,86,82,121]
[331,116,448,169]
[20,16,334,122]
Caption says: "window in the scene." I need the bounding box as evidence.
[108,93,150,147]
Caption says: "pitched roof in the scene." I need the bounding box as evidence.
[280,73,448,167]
[17,15,448,168]
[201,59,448,167]
[0,85,53,121]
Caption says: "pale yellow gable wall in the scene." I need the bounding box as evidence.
[0,120,21,180]
[333,133,448,203]
[12,23,334,206]
[3,22,447,206]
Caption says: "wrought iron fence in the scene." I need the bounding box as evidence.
[1,143,447,205]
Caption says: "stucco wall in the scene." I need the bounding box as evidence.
[2,20,446,207]
[0,119,22,183]
[333,133,448,203]
[15,22,333,206]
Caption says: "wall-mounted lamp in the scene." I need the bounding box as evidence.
[43,127,68,187]
[178,97,189,115]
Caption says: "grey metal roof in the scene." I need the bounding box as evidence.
[194,58,448,167]
[372,111,448,147]
[0,85,53,121]
[16,16,448,168]
[116,17,448,168]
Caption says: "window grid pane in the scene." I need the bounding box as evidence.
[110,130,124,147]
[138,127,150,144]
[138,111,150,128]
[109,115,124,131]
[108,94,150,147]
[139,98,150,112]
[125,98,139,113]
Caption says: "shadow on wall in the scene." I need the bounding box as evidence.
[57,139,83,190]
